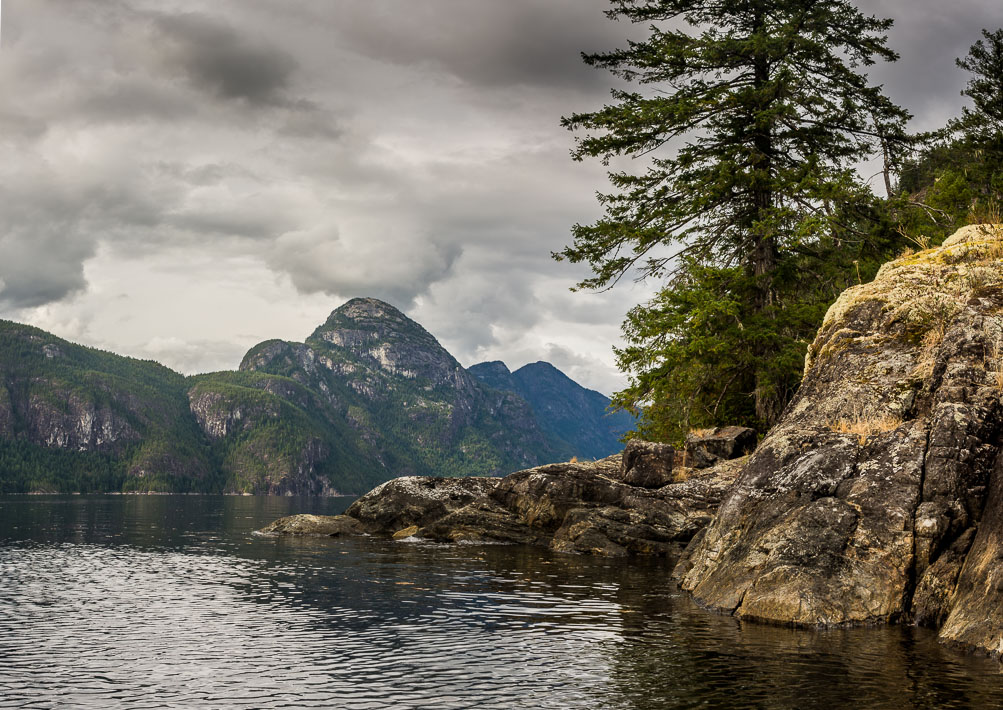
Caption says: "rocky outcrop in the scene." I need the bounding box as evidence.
[683,426,757,469]
[259,513,365,536]
[260,442,748,557]
[618,440,676,488]
[0,384,14,438]
[676,224,1003,658]
[26,387,140,451]
[346,476,501,533]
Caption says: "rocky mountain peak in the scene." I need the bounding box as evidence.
[472,360,511,376]
[327,297,408,324]
[308,297,461,385]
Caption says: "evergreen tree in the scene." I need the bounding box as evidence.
[559,0,911,439]
[950,28,1003,152]
[894,28,1003,241]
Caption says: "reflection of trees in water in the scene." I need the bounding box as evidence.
[243,534,1003,709]
[605,573,1001,710]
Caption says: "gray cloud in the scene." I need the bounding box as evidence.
[864,0,1001,130]
[329,0,621,91]
[267,226,464,309]
[152,12,298,105]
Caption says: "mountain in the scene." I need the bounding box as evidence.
[0,320,215,494]
[468,360,633,460]
[0,298,599,495]
[220,297,573,493]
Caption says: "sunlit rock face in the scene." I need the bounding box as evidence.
[677,224,1003,657]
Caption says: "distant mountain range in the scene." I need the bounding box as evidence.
[468,360,634,461]
[0,298,632,495]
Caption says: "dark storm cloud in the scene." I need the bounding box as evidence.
[864,0,1003,130]
[152,12,298,105]
[330,0,624,91]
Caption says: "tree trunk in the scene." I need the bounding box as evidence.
[750,12,781,426]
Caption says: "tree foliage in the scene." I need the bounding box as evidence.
[950,28,1003,152]
[894,28,1003,246]
[560,0,911,439]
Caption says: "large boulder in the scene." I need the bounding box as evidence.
[345,476,500,535]
[683,426,757,469]
[619,440,676,488]
[677,224,1003,656]
[549,457,746,556]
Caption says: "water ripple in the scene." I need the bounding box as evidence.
[1,496,1001,709]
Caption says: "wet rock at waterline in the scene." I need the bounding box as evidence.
[677,224,1003,658]
[258,513,365,537]
[259,447,748,557]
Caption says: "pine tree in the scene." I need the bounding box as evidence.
[950,28,1003,151]
[559,0,911,438]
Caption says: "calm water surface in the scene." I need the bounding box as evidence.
[1,495,1001,709]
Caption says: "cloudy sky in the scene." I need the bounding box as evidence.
[0,0,998,395]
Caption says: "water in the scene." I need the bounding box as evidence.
[1,496,1000,709]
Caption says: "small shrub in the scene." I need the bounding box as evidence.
[899,294,958,345]
[963,266,997,292]
[897,226,932,251]
[969,198,1002,227]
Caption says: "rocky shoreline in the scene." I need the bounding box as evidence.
[259,428,754,557]
[262,225,1003,660]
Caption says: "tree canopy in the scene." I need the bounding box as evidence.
[894,28,1003,246]
[950,28,1003,151]
[559,0,911,439]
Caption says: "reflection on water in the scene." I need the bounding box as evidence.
[0,496,1000,709]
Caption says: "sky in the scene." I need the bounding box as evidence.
[0,0,998,395]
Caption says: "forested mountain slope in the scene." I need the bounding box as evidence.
[0,299,600,494]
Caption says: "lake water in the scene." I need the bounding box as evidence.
[0,495,1000,709]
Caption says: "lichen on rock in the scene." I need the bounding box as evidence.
[676,224,1003,657]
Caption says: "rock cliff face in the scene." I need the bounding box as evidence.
[0,321,213,493]
[677,224,1003,657]
[469,360,635,459]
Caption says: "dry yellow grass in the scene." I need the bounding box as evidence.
[969,198,1002,227]
[830,414,903,446]
[984,340,1003,392]
[911,319,949,380]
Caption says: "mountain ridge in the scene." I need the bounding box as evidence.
[0,298,622,495]
[468,359,633,461]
